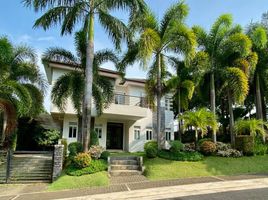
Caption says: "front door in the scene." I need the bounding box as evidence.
[106,123,123,149]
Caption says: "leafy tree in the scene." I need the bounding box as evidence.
[119,2,196,149]
[0,37,45,147]
[234,119,268,137]
[180,108,218,149]
[35,129,60,147]
[24,0,147,152]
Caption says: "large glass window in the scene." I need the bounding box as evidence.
[69,122,78,138]
[165,129,171,141]
[146,129,153,140]
[134,126,141,140]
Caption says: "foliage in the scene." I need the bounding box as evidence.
[216,142,231,151]
[66,159,107,176]
[88,145,104,159]
[35,129,60,147]
[73,153,91,169]
[183,143,196,152]
[200,141,216,155]
[100,151,110,161]
[90,130,99,146]
[158,150,203,161]
[234,119,268,137]
[254,136,268,155]
[61,138,68,165]
[68,142,83,157]
[235,135,254,156]
[169,141,184,153]
[197,138,213,147]
[216,149,243,158]
[144,141,158,158]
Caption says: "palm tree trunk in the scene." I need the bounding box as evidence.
[256,73,263,120]
[177,88,182,141]
[195,129,198,150]
[157,53,162,150]
[227,89,235,147]
[82,6,94,152]
[210,73,217,143]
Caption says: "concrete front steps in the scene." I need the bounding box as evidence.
[108,156,144,176]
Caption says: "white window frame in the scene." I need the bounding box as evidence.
[146,129,153,140]
[165,97,173,111]
[134,126,141,140]
[68,122,78,138]
[165,129,171,141]
[94,124,103,139]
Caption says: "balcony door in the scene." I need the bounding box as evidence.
[106,122,123,150]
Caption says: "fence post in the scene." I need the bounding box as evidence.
[52,144,64,182]
[5,150,12,183]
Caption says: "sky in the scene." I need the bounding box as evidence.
[1,0,268,111]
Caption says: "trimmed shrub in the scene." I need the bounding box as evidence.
[158,150,203,161]
[254,137,268,156]
[144,141,158,158]
[216,149,243,157]
[100,151,110,161]
[90,130,99,146]
[184,143,195,152]
[68,142,83,157]
[169,141,184,153]
[200,141,216,155]
[73,153,91,169]
[88,145,104,159]
[216,142,231,151]
[197,138,213,146]
[235,135,254,156]
[66,159,108,176]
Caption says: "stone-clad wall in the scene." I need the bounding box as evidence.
[52,144,64,181]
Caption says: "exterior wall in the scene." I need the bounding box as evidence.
[62,114,78,145]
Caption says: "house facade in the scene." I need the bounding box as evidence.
[45,61,174,152]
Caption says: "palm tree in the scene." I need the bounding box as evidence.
[180,108,218,149]
[42,31,117,142]
[234,119,268,137]
[119,2,196,149]
[193,14,242,142]
[24,0,147,151]
[0,37,45,147]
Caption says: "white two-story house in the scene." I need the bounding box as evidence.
[45,61,174,152]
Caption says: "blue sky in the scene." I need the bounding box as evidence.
[1,0,268,110]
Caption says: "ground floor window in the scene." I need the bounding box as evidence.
[165,129,171,141]
[95,124,103,139]
[134,126,141,140]
[146,129,153,140]
[69,122,78,138]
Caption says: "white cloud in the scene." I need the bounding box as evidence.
[17,34,32,43]
[37,36,55,41]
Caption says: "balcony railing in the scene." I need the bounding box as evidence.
[113,94,148,108]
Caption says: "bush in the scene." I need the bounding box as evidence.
[66,159,107,176]
[144,141,158,158]
[200,141,216,155]
[158,150,203,161]
[217,149,243,157]
[197,138,213,146]
[216,142,231,151]
[61,139,68,166]
[35,129,60,147]
[254,137,268,156]
[90,130,99,146]
[235,135,254,156]
[184,143,195,152]
[68,142,83,157]
[88,145,104,159]
[100,151,110,161]
[169,141,184,153]
[73,153,91,169]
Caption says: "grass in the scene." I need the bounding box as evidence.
[144,155,268,180]
[47,171,109,191]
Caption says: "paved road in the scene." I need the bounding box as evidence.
[168,188,268,200]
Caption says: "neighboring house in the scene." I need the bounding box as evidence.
[45,61,174,152]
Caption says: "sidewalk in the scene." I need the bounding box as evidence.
[0,174,268,200]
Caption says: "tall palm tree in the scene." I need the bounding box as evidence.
[180,108,218,149]
[24,0,147,151]
[42,31,117,142]
[193,14,242,142]
[119,2,196,149]
[0,37,45,147]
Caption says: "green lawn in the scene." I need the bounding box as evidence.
[144,155,268,180]
[47,171,109,191]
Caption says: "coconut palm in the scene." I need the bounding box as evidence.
[119,2,196,149]
[0,37,45,147]
[193,14,243,142]
[234,119,268,137]
[180,108,218,149]
[24,0,147,151]
[42,31,117,142]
